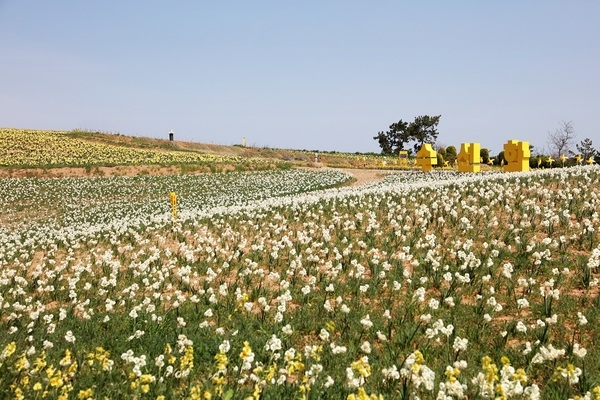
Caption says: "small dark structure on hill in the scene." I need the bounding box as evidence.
[168,129,174,141]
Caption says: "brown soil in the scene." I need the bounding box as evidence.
[0,165,389,187]
[339,168,387,187]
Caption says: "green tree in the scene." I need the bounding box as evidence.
[436,152,446,168]
[373,115,441,155]
[437,146,447,158]
[575,138,597,161]
[480,148,490,165]
[494,151,507,166]
[373,120,409,155]
[405,115,442,153]
[445,146,457,165]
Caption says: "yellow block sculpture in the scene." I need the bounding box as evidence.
[416,144,437,172]
[503,140,530,172]
[457,142,481,173]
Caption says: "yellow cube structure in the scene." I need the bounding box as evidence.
[503,140,530,172]
[457,142,481,173]
[416,144,437,172]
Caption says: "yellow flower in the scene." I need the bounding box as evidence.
[351,356,371,379]
[60,349,72,366]
[1,342,17,361]
[12,387,24,400]
[77,388,94,399]
[15,353,29,372]
[347,387,383,400]
[240,341,253,360]
[214,351,228,372]
[181,346,194,371]
[513,368,528,384]
[50,371,64,388]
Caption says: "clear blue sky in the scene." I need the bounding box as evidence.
[1,1,599,155]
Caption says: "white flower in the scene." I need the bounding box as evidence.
[282,324,293,335]
[428,298,439,310]
[265,334,282,352]
[65,330,76,343]
[440,324,454,337]
[502,262,513,278]
[324,376,334,388]
[382,365,400,380]
[360,314,373,329]
[330,342,347,354]
[516,298,529,309]
[573,343,587,358]
[360,341,371,354]
[420,313,432,323]
[452,336,468,352]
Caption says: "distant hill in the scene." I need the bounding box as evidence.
[0,128,389,178]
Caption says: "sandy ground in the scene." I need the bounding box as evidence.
[338,168,387,186]
[0,165,391,186]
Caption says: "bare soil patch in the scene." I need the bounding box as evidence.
[339,168,387,187]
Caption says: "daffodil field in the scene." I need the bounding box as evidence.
[0,129,259,168]
[1,166,600,399]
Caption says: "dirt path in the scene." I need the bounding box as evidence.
[338,168,387,187]
[0,164,390,186]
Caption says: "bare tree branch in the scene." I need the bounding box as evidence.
[547,121,576,157]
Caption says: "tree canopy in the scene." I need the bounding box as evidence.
[576,138,597,161]
[373,115,441,155]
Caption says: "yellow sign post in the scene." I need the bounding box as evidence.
[170,192,178,220]
[416,144,437,172]
[503,140,530,172]
[457,142,481,173]
[398,150,409,168]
